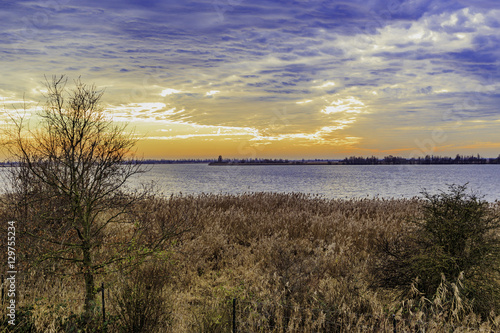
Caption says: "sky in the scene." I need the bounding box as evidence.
[0,0,499,159]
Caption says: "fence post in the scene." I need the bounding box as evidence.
[392,314,396,333]
[101,282,106,323]
[232,298,236,333]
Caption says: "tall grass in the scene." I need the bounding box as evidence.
[1,192,498,332]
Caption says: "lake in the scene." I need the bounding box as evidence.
[127,164,500,201]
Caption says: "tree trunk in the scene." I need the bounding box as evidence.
[83,243,95,319]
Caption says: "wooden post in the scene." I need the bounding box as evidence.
[232,298,236,333]
[101,282,106,323]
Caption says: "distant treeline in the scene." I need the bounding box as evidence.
[139,159,215,164]
[0,159,216,167]
[3,155,500,166]
[210,154,500,165]
[217,158,293,164]
[210,158,335,165]
[342,154,500,165]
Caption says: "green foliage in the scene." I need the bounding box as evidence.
[376,184,500,317]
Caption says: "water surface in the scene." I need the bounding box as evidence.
[128,164,500,201]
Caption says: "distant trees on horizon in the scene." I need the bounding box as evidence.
[342,154,500,165]
[135,154,500,165]
[210,154,500,165]
[4,154,499,165]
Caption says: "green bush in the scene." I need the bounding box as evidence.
[376,184,500,317]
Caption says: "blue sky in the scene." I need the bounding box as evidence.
[1,0,499,158]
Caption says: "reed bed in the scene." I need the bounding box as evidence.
[1,192,498,332]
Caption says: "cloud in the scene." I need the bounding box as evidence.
[0,0,499,157]
[205,90,220,96]
[160,88,182,96]
[322,97,365,115]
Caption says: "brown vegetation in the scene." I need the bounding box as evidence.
[1,191,499,332]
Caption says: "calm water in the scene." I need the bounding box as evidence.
[127,164,500,201]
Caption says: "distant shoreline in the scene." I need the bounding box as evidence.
[208,162,499,166]
[2,153,499,166]
[209,154,500,166]
[208,161,337,166]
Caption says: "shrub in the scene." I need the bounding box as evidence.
[111,261,172,333]
[375,184,500,317]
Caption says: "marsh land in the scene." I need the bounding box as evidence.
[2,190,499,332]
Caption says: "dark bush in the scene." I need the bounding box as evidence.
[375,184,500,317]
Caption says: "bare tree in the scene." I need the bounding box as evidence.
[4,75,172,318]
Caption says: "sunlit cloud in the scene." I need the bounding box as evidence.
[146,123,258,141]
[296,100,313,104]
[112,102,168,114]
[317,81,336,89]
[0,96,31,105]
[205,90,220,96]
[160,89,182,96]
[251,124,358,145]
[110,103,184,122]
[322,97,365,115]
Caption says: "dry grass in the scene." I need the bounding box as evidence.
[1,192,498,332]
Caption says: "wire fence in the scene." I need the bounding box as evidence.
[0,277,492,332]
[190,297,435,333]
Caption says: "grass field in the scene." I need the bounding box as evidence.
[1,192,499,332]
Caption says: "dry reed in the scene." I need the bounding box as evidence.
[0,192,498,332]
